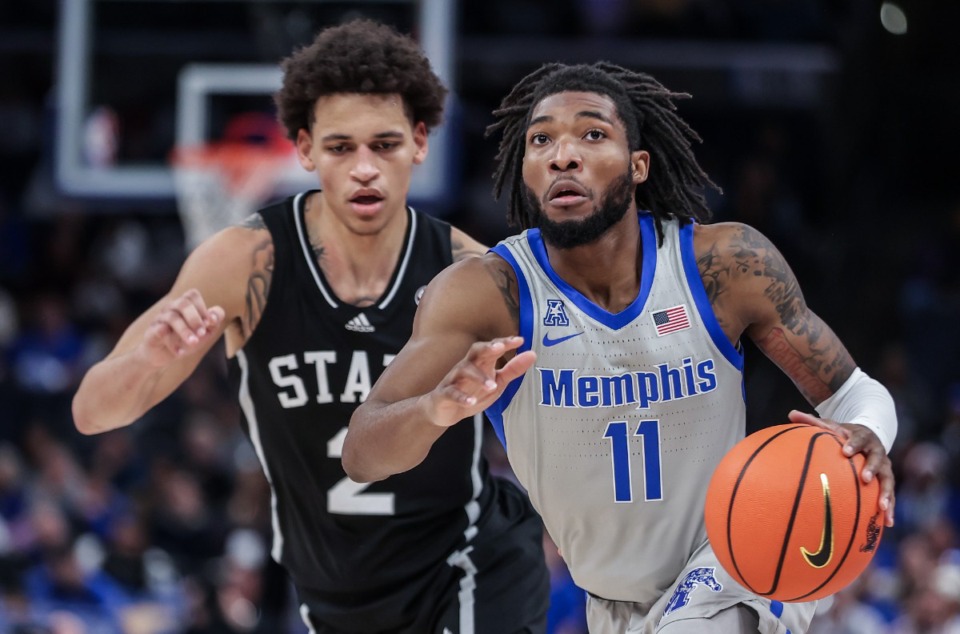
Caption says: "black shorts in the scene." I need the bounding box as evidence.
[299,479,550,634]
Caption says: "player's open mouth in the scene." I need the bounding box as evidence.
[349,191,385,215]
[547,180,589,207]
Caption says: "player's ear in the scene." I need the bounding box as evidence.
[631,150,650,184]
[296,128,316,172]
[412,121,429,165]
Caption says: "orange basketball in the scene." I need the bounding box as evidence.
[704,424,884,602]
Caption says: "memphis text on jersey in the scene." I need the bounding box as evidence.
[539,356,718,409]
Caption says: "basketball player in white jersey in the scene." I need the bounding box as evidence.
[344,62,898,634]
[72,20,550,633]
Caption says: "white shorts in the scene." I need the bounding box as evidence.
[585,540,817,634]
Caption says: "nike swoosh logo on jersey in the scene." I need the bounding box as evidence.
[542,332,583,347]
[800,473,834,568]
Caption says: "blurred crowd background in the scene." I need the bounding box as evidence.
[1,1,960,633]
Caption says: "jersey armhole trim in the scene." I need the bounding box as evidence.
[483,245,533,450]
[237,198,293,352]
[679,222,744,372]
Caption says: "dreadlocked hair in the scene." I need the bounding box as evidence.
[275,19,447,140]
[486,62,719,245]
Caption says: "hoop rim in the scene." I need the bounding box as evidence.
[170,138,292,167]
[170,138,294,196]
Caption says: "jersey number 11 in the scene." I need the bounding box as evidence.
[603,420,663,503]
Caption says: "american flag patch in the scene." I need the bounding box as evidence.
[652,305,691,336]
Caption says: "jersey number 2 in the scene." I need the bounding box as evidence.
[326,427,395,515]
[603,420,663,503]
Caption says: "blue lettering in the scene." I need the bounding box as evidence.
[635,371,660,409]
[540,368,575,406]
[601,374,636,407]
[577,376,600,407]
[682,357,697,396]
[537,358,720,410]
[696,359,717,392]
[658,364,684,401]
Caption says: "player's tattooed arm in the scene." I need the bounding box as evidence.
[242,237,275,338]
[483,258,521,333]
[450,227,488,263]
[452,237,487,262]
[696,242,734,332]
[728,224,855,403]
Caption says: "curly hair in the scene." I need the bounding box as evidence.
[274,19,447,140]
[486,62,719,244]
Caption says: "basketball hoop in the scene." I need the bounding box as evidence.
[171,112,295,250]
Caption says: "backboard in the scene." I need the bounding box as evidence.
[54,0,455,204]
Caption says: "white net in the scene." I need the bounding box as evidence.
[172,143,292,250]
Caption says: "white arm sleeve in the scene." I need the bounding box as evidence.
[814,367,897,454]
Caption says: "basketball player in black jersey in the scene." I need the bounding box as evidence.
[72,19,549,634]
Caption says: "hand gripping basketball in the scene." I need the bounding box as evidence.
[704,423,885,602]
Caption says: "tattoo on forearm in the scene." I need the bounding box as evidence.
[244,238,274,337]
[757,327,854,402]
[757,328,827,403]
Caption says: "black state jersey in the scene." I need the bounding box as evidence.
[227,192,495,612]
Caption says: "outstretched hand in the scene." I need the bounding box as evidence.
[140,289,225,368]
[422,336,535,428]
[788,409,895,527]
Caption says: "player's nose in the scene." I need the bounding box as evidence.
[549,139,582,172]
[350,146,380,182]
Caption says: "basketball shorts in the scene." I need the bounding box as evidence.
[299,479,550,634]
[585,540,818,634]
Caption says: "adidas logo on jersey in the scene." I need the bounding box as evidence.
[345,313,375,333]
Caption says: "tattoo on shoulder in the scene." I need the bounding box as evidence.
[243,237,275,338]
[733,225,805,331]
[485,259,520,330]
[240,214,266,231]
[696,242,728,304]
[725,224,855,401]
[698,225,804,323]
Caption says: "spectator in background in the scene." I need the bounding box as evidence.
[875,343,937,452]
[146,465,225,577]
[807,575,891,634]
[895,443,960,541]
[22,541,125,633]
[100,511,183,622]
[7,292,85,435]
[890,560,960,634]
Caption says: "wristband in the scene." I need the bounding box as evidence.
[815,367,897,454]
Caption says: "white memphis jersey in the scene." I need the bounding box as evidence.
[487,213,746,605]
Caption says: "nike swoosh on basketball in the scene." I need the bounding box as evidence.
[800,473,834,568]
[542,332,583,347]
